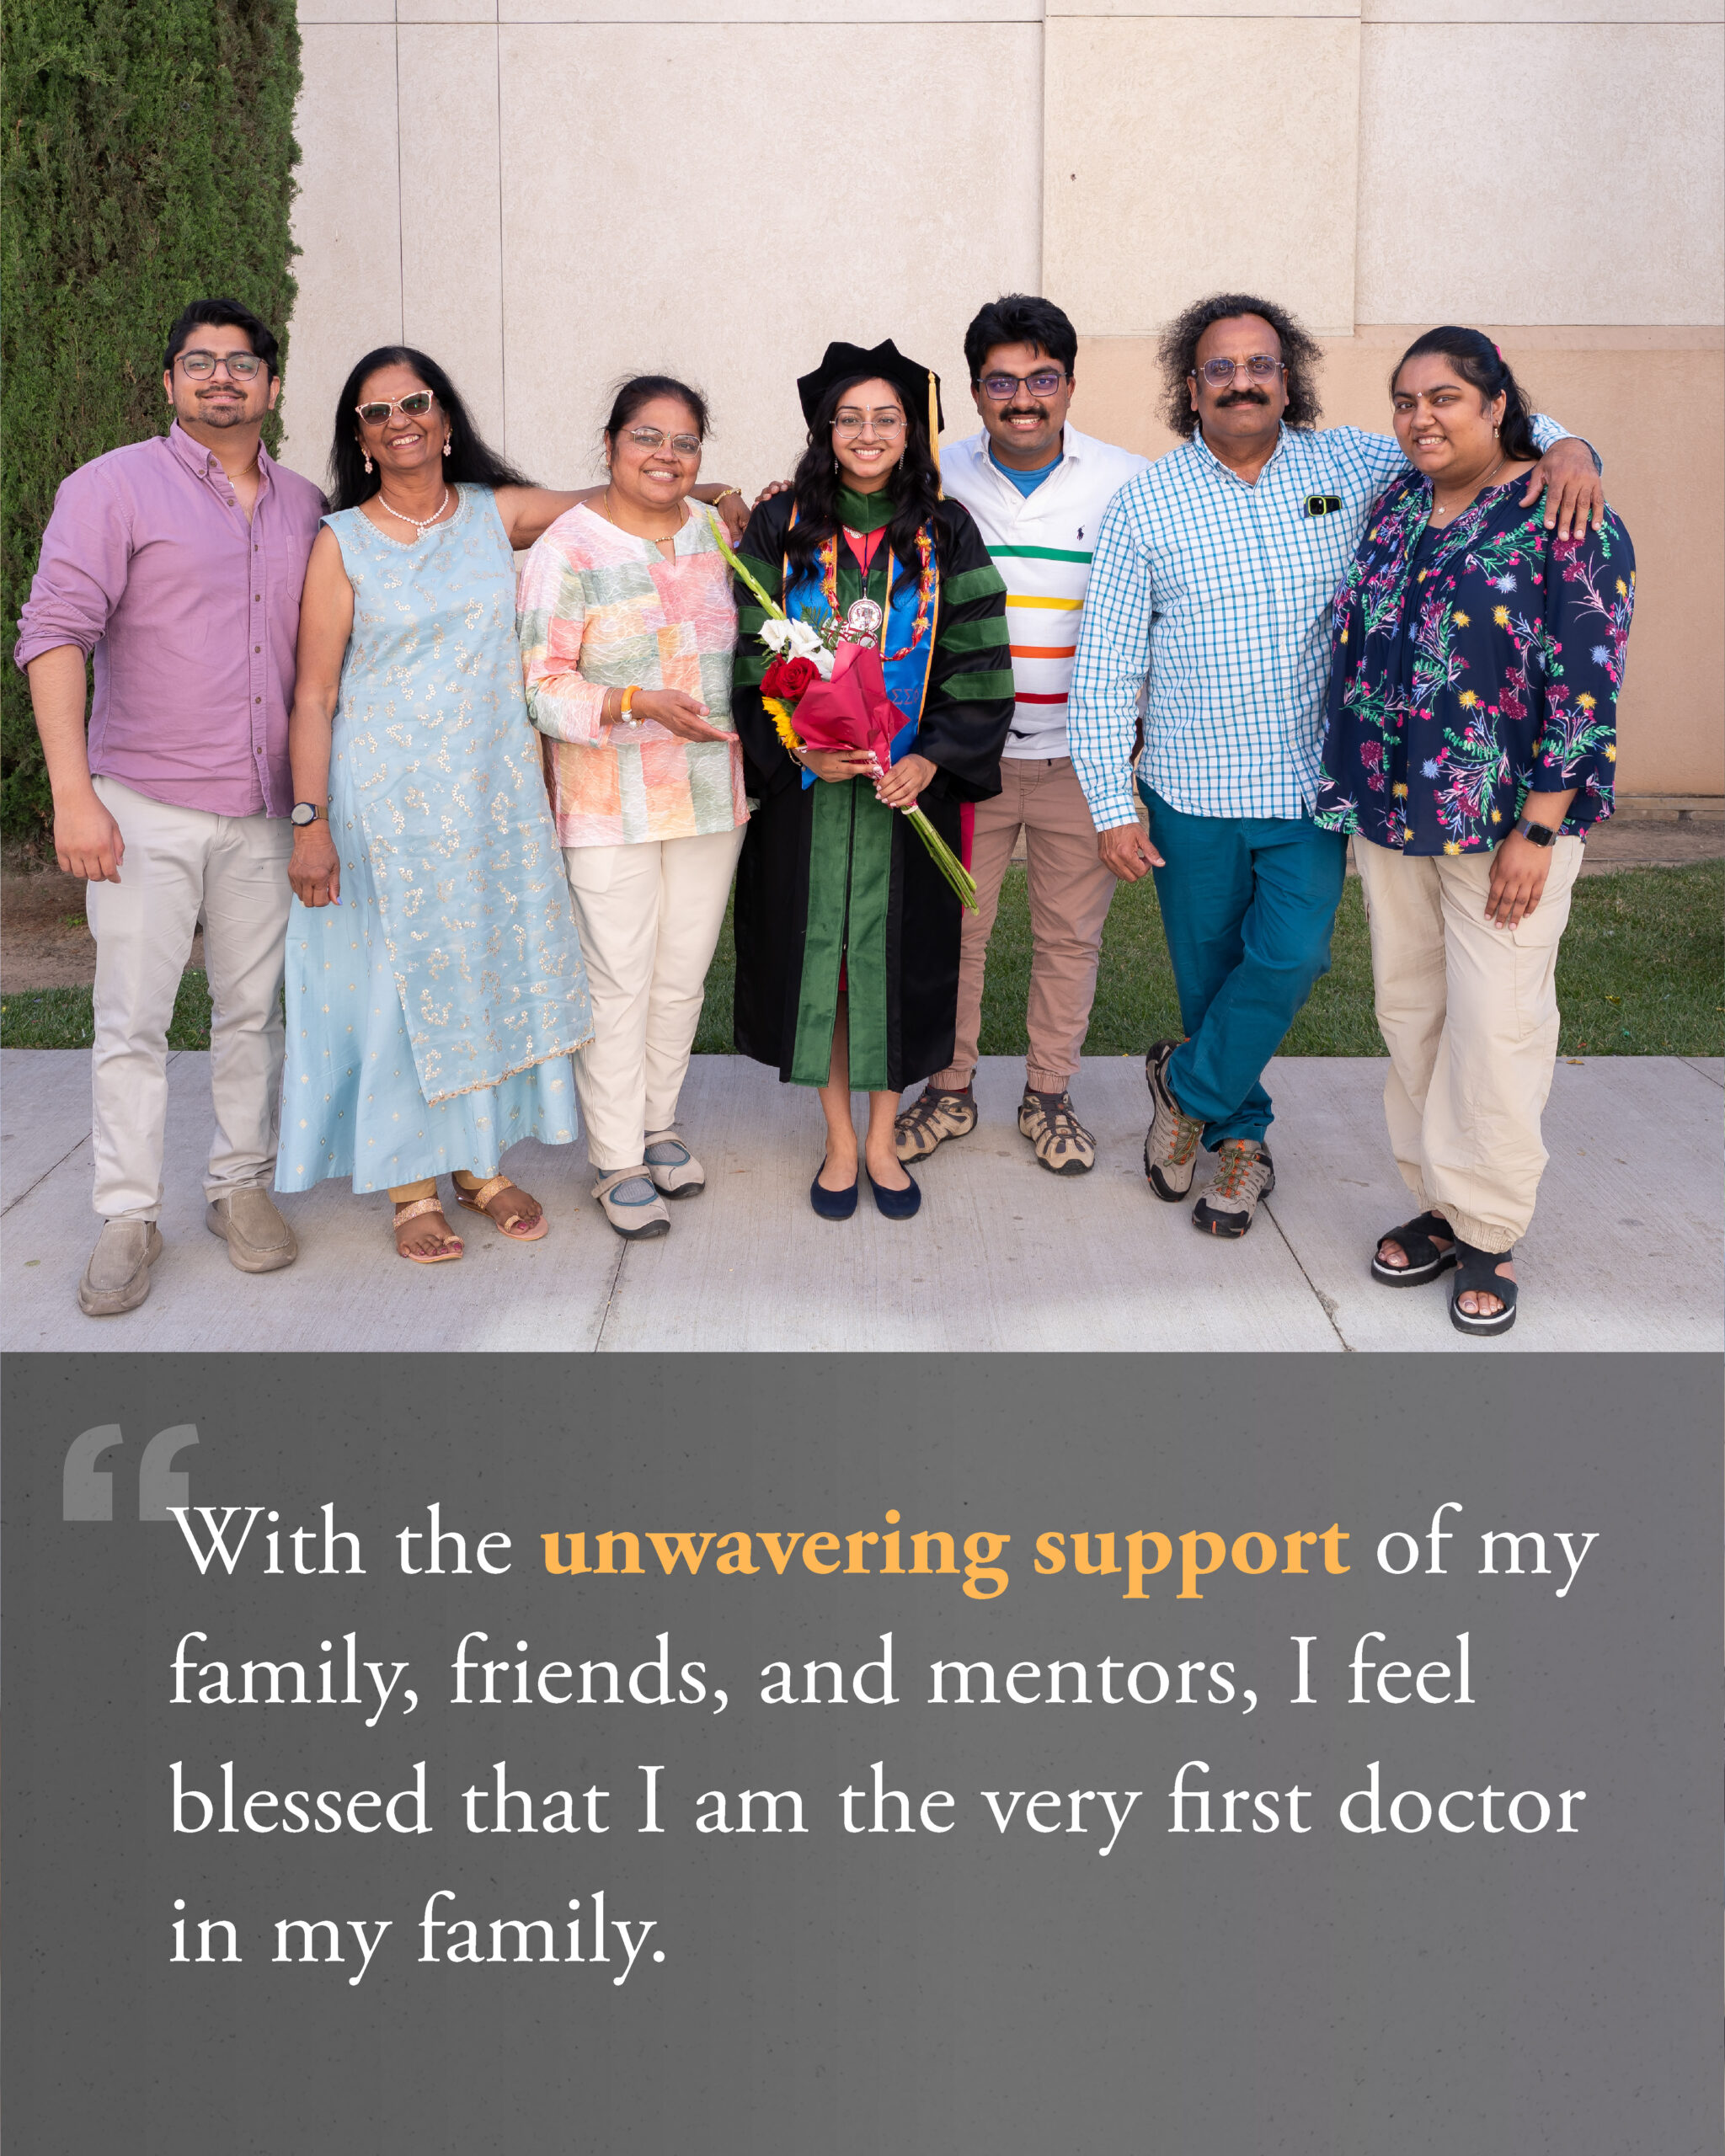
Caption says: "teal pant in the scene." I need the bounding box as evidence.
[1141,787,1347,1149]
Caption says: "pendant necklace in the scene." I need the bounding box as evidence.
[377,486,451,537]
[605,488,684,547]
[1429,454,1503,530]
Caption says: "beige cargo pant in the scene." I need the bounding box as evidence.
[1354,831,1584,1253]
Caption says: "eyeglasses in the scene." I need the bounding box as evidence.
[178,350,263,381]
[978,370,1066,401]
[355,390,437,424]
[625,426,702,456]
[1194,355,1284,387]
[833,411,905,438]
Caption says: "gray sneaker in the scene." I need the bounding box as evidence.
[1143,1040,1205,1200]
[1192,1139,1275,1238]
[594,1166,670,1241]
[78,1219,163,1316]
[206,1187,298,1272]
[644,1128,704,1198]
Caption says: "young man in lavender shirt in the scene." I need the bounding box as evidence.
[16,298,325,1315]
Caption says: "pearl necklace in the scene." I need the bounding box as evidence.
[377,486,451,537]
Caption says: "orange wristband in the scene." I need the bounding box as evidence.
[619,686,640,723]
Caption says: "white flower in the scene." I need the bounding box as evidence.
[759,617,795,655]
[784,617,826,661]
[811,645,835,680]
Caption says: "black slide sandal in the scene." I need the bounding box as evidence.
[1448,1241,1519,1337]
[1370,1209,1459,1287]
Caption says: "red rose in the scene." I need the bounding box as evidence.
[762,654,819,702]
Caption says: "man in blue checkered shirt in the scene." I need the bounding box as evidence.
[1068,291,1603,1239]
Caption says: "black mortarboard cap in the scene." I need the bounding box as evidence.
[795,339,944,435]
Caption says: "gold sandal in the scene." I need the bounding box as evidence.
[453,1173,548,1241]
[393,1196,463,1264]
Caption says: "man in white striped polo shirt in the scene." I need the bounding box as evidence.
[895,296,1148,1177]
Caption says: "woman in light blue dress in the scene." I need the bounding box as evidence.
[278,347,595,1262]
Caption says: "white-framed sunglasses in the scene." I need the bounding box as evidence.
[355,390,438,424]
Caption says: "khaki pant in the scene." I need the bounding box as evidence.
[1354,832,1584,1252]
[562,825,745,1172]
[86,776,295,1221]
[931,756,1118,1095]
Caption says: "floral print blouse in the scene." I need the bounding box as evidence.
[1313,473,1634,855]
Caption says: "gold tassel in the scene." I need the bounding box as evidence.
[928,368,942,498]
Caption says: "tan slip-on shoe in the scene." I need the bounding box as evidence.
[206,1188,299,1273]
[594,1166,671,1241]
[77,1219,163,1316]
[644,1128,705,1198]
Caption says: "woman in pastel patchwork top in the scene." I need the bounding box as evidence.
[280,347,597,1264]
[1314,326,1634,1337]
[727,340,1013,1224]
[517,376,748,1242]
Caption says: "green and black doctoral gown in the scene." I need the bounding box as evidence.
[729,486,1013,1092]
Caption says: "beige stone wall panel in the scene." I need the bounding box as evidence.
[1044,18,1360,338]
[496,24,1043,495]
[397,28,507,448]
[281,28,405,485]
[1358,24,1725,324]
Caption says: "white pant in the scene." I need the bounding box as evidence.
[86,776,294,1220]
[562,825,745,1172]
[1354,831,1584,1252]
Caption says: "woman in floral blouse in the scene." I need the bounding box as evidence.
[1314,325,1633,1337]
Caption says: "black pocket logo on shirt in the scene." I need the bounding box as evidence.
[1305,495,1343,517]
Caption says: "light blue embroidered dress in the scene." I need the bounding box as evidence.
[276,487,591,1195]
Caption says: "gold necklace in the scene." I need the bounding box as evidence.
[603,487,685,545]
[1429,454,1504,528]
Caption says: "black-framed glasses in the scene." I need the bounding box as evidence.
[1195,355,1284,387]
[178,350,264,381]
[979,370,1066,401]
[355,390,437,424]
[625,425,702,456]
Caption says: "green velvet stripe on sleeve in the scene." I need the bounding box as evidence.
[948,668,1017,703]
[940,562,1007,606]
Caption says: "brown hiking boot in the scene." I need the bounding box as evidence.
[894,1086,977,1165]
[1192,1139,1275,1238]
[1017,1088,1095,1175]
[1143,1040,1204,1200]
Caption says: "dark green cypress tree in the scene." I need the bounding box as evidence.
[1,0,302,836]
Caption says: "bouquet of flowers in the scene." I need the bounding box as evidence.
[708,520,977,910]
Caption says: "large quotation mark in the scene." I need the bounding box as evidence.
[62,1424,200,1521]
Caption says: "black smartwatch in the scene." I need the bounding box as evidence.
[1513,816,1558,848]
[290,802,327,827]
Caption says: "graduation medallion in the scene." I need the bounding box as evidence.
[842,598,884,642]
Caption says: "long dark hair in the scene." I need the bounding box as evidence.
[1391,327,1541,463]
[1158,291,1324,439]
[783,374,950,593]
[328,346,532,510]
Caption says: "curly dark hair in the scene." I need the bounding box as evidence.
[1158,292,1324,439]
[782,373,955,595]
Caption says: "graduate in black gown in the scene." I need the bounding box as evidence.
[729,340,1013,1221]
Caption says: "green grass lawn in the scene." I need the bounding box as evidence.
[5,862,1721,1057]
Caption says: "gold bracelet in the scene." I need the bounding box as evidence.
[708,487,741,507]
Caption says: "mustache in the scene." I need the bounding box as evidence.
[1217,389,1270,407]
[1003,407,1049,421]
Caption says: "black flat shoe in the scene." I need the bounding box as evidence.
[810,1161,858,1221]
[868,1169,921,1221]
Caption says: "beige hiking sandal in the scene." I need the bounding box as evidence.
[894,1086,978,1165]
[1017,1088,1096,1176]
[1143,1040,1205,1200]
[1192,1139,1275,1238]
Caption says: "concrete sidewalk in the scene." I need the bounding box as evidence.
[3,1048,1719,1353]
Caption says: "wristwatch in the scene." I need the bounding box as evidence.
[290,802,327,827]
[1513,816,1558,848]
